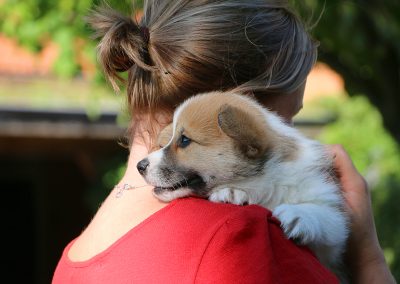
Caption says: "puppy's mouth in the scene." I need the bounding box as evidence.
[153,174,206,193]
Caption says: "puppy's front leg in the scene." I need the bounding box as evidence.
[209,187,249,205]
[272,203,348,248]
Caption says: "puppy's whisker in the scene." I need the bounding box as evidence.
[178,173,189,187]
[165,176,175,188]
[168,170,187,188]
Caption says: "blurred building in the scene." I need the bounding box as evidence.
[0,105,126,283]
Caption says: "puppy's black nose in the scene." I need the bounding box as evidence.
[137,158,150,175]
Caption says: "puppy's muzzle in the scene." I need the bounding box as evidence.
[137,158,150,175]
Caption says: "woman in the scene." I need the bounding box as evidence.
[52,1,394,283]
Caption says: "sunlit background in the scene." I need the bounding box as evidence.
[0,0,399,283]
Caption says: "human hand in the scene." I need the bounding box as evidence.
[328,144,395,283]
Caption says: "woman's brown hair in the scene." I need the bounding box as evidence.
[87,0,318,147]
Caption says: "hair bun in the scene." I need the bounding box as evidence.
[86,6,152,90]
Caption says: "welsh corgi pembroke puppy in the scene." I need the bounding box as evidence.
[137,91,349,280]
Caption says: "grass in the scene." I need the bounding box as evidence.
[0,77,125,116]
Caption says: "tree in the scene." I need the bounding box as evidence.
[0,0,140,77]
[293,0,400,144]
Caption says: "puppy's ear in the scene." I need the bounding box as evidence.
[157,123,173,149]
[218,104,269,158]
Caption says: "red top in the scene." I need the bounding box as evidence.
[52,197,338,284]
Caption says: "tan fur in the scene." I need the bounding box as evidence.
[161,91,297,162]
[218,104,270,158]
[276,134,298,161]
[157,123,173,148]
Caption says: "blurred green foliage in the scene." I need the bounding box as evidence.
[0,0,140,77]
[317,95,400,281]
[291,0,400,143]
[318,96,400,177]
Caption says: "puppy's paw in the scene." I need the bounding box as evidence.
[273,204,317,245]
[209,188,249,205]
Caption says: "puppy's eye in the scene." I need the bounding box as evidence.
[178,135,191,148]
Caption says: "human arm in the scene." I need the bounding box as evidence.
[329,145,396,284]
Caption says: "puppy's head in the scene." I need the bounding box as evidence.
[137,91,275,202]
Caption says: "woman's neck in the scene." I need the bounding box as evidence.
[119,140,151,188]
[68,138,169,262]
[119,114,171,190]
[110,136,168,207]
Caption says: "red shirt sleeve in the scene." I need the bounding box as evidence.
[195,206,338,284]
[52,198,338,284]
